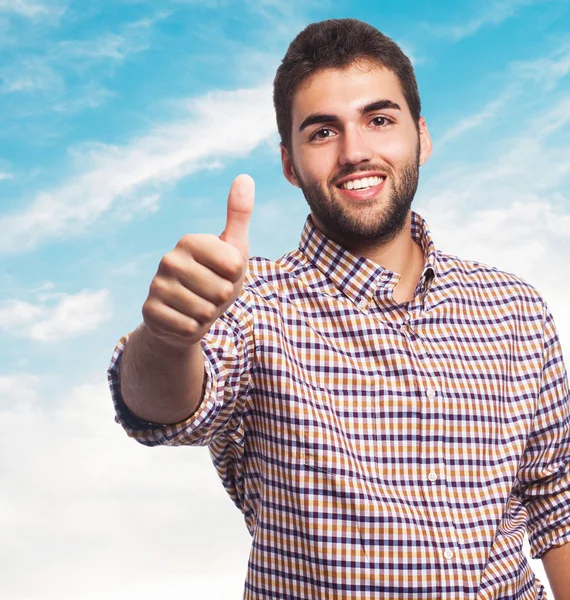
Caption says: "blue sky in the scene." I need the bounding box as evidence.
[1,0,569,597]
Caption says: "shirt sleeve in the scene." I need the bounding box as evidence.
[514,302,570,559]
[107,289,255,448]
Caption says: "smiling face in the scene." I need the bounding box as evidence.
[281,61,432,250]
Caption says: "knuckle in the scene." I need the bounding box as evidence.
[201,303,218,323]
[225,249,244,280]
[188,233,215,252]
[176,233,195,249]
[217,281,234,304]
[203,233,219,245]
[159,252,178,275]
[181,318,199,338]
[142,298,158,322]
[148,277,167,298]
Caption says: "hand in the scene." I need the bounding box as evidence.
[142,174,255,349]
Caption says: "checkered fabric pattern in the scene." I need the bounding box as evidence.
[108,212,570,599]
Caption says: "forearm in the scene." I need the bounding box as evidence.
[119,323,206,425]
[543,541,570,600]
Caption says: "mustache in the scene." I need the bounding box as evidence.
[329,164,392,187]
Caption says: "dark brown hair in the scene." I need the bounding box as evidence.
[273,18,421,151]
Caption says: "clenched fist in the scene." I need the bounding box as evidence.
[142,174,254,349]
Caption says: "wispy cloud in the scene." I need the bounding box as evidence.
[424,0,549,41]
[436,93,512,148]
[0,171,14,180]
[0,289,112,341]
[435,41,570,147]
[0,19,151,96]
[50,83,114,113]
[109,252,156,277]
[0,84,276,254]
[511,44,570,90]
[54,19,154,63]
[0,55,63,93]
[0,0,66,19]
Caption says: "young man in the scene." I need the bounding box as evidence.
[108,19,570,599]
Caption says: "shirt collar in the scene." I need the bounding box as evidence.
[298,211,438,307]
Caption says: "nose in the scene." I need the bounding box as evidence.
[338,125,373,166]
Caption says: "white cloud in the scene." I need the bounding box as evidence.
[0,83,276,254]
[0,373,38,407]
[0,288,112,341]
[116,192,161,221]
[511,45,570,90]
[0,171,14,180]
[395,41,424,67]
[0,0,65,18]
[109,253,156,277]
[434,40,570,159]
[0,298,43,325]
[54,27,150,63]
[0,56,63,93]
[425,0,550,41]
[28,280,55,293]
[0,16,155,100]
[51,83,114,113]
[0,376,251,599]
[436,92,512,147]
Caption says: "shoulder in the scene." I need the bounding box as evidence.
[434,250,546,312]
[243,249,328,298]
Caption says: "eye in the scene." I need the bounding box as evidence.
[309,128,335,141]
[370,116,392,127]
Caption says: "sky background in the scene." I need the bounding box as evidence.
[1,0,569,598]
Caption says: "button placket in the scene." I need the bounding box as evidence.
[419,383,461,573]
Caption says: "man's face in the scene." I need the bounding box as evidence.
[281,61,432,249]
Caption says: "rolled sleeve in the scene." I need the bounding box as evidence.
[514,304,570,559]
[107,292,255,448]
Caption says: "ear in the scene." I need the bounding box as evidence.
[417,117,432,167]
[280,143,301,188]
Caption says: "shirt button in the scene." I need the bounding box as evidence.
[358,299,367,310]
[444,549,454,559]
[428,471,438,483]
[426,389,436,400]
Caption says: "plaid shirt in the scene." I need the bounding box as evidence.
[108,212,570,599]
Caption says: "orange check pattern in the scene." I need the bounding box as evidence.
[108,212,570,599]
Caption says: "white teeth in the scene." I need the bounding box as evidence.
[341,176,384,190]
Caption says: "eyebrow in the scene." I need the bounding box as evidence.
[298,99,402,133]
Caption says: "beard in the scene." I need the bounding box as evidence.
[293,143,420,249]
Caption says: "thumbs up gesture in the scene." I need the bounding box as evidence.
[142,174,255,349]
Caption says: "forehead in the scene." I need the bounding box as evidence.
[291,63,409,125]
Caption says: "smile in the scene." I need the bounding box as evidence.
[339,175,386,191]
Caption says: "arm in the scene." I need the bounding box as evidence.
[119,323,205,424]
[515,302,570,563]
[117,174,255,426]
[543,541,570,600]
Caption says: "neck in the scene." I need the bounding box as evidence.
[314,211,425,304]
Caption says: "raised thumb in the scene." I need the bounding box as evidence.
[220,174,255,255]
